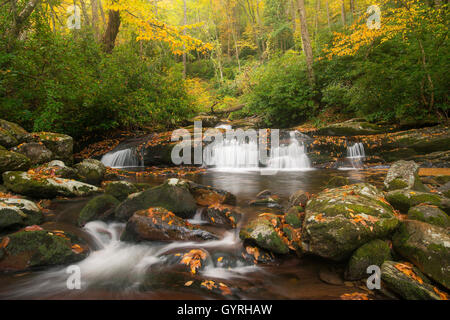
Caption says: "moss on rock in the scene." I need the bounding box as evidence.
[0,150,31,175]
[78,194,120,226]
[104,181,138,202]
[408,204,449,228]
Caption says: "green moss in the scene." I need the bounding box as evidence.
[408,205,449,228]
[326,176,349,188]
[386,192,412,213]
[387,179,409,191]
[78,194,120,226]
[105,182,138,201]
[435,175,450,185]
[240,218,289,255]
[285,209,303,228]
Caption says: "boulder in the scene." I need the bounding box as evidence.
[3,171,99,199]
[256,190,273,199]
[104,181,138,202]
[11,142,53,165]
[408,204,449,228]
[392,220,450,289]
[203,204,241,228]
[33,132,73,164]
[381,261,447,300]
[345,239,392,280]
[284,206,305,229]
[39,160,78,179]
[239,217,289,255]
[186,181,236,207]
[317,119,386,136]
[438,181,450,198]
[325,176,350,189]
[384,160,427,191]
[249,195,282,208]
[0,198,43,230]
[115,178,197,221]
[0,150,31,175]
[74,159,106,185]
[78,195,120,226]
[288,190,309,208]
[302,183,398,261]
[0,119,29,148]
[121,207,217,242]
[386,189,450,214]
[0,228,88,272]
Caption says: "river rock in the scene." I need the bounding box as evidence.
[74,159,106,185]
[0,198,43,230]
[345,239,392,280]
[438,181,450,198]
[325,176,350,189]
[11,142,53,165]
[384,160,427,191]
[249,195,282,208]
[0,119,30,148]
[285,206,305,228]
[0,228,88,272]
[288,190,309,208]
[302,183,398,261]
[186,181,236,206]
[239,217,289,255]
[203,204,241,228]
[39,160,78,179]
[104,181,138,202]
[32,132,73,164]
[386,189,450,214]
[408,204,449,228]
[381,261,447,300]
[78,194,120,226]
[317,119,386,136]
[0,150,31,175]
[115,178,197,221]
[2,171,99,198]
[121,207,217,242]
[392,220,450,289]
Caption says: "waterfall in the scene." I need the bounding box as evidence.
[101,148,143,168]
[347,142,366,158]
[203,131,311,170]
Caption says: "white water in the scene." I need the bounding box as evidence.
[3,221,257,298]
[101,148,144,168]
[344,142,366,169]
[203,131,311,171]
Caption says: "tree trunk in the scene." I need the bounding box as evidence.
[341,0,346,26]
[182,0,187,79]
[102,10,121,54]
[91,0,99,40]
[297,0,315,87]
[79,0,90,26]
[326,0,331,31]
[7,0,42,48]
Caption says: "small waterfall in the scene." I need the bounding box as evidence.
[101,148,143,168]
[215,123,232,130]
[203,131,311,170]
[345,142,366,169]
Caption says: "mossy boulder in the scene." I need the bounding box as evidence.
[121,207,217,242]
[317,120,386,136]
[115,178,197,221]
[104,181,138,202]
[381,261,446,300]
[39,160,78,179]
[386,190,449,214]
[284,206,304,229]
[384,160,427,192]
[186,181,236,207]
[438,181,450,199]
[302,183,398,261]
[239,217,289,255]
[408,204,449,228]
[0,150,31,175]
[345,239,392,280]
[325,176,350,189]
[11,142,53,165]
[249,196,282,208]
[74,159,106,185]
[78,194,120,226]
[435,175,450,185]
[0,119,30,148]
[0,229,88,272]
[2,171,99,199]
[203,204,241,228]
[33,132,73,164]
[288,190,309,208]
[0,198,43,230]
[392,220,450,290]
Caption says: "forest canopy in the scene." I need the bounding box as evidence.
[0,0,448,140]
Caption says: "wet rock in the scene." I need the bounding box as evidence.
[408,204,449,228]
[32,132,73,164]
[0,198,43,230]
[203,204,241,228]
[78,195,120,226]
[284,206,305,229]
[392,220,450,290]
[249,195,282,208]
[104,181,138,202]
[288,190,309,208]
[186,181,236,207]
[3,171,99,199]
[386,189,450,214]
[436,175,450,185]
[39,161,78,179]
[0,150,31,175]
[302,183,398,261]
[0,119,30,148]
[384,160,427,192]
[121,207,217,242]
[0,228,88,272]
[345,239,392,280]
[438,182,450,198]
[74,159,106,185]
[11,142,53,165]
[256,190,272,199]
[239,217,289,255]
[381,261,447,300]
[240,245,275,265]
[115,178,197,221]
[325,176,349,189]
[319,266,345,286]
[317,119,386,136]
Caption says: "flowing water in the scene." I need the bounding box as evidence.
[101,148,144,168]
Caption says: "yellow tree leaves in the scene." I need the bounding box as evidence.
[180,249,207,274]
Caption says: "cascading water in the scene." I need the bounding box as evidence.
[203,131,311,171]
[345,142,366,169]
[101,148,144,168]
